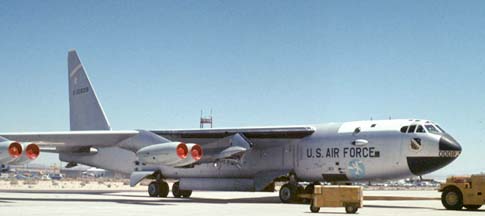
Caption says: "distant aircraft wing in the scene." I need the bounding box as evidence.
[0,130,139,151]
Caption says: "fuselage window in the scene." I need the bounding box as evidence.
[416,125,425,133]
[425,124,440,134]
[408,125,417,133]
[400,126,408,133]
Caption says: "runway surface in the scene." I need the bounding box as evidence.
[0,190,483,216]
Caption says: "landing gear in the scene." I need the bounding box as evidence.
[302,182,321,203]
[172,182,192,198]
[279,183,304,203]
[148,182,158,197]
[305,182,321,194]
[279,184,296,203]
[279,180,323,204]
[148,181,169,197]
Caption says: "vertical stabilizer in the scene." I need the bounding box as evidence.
[68,49,111,131]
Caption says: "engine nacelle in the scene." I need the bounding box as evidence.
[0,140,22,163]
[170,143,203,167]
[9,143,40,165]
[136,142,203,167]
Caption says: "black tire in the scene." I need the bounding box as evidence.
[279,184,296,203]
[305,184,315,194]
[172,181,192,198]
[159,181,169,197]
[148,181,159,197]
[310,201,320,213]
[441,187,463,210]
[300,184,313,204]
[464,205,482,210]
[181,190,192,198]
[345,205,358,214]
[172,182,182,198]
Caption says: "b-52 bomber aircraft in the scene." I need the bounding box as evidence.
[0,50,462,202]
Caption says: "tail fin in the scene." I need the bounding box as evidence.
[68,49,111,131]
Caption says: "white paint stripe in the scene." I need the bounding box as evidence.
[69,64,83,78]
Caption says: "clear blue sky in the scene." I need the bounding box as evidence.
[1,1,485,177]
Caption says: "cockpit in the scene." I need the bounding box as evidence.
[400,120,461,177]
[400,122,446,135]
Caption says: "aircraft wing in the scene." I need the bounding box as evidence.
[0,126,314,151]
[0,130,139,151]
[0,126,314,165]
[151,126,315,148]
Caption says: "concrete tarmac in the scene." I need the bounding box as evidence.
[0,190,483,216]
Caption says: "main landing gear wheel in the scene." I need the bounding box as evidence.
[148,181,169,198]
[441,187,463,210]
[148,181,159,197]
[172,182,192,198]
[279,184,297,203]
[159,181,169,197]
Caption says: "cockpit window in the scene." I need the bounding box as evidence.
[425,124,440,134]
[408,125,417,133]
[416,125,425,133]
[400,126,408,133]
[435,125,446,133]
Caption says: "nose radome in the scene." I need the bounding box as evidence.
[406,134,462,176]
[439,135,462,152]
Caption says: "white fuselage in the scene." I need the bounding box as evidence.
[140,119,459,184]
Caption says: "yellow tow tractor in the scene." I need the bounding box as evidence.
[439,174,485,210]
[303,185,363,214]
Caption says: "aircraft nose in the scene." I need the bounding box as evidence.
[439,135,462,152]
[406,134,461,176]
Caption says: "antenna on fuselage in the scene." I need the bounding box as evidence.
[200,109,213,128]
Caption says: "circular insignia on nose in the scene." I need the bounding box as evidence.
[410,138,422,152]
[348,159,366,179]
